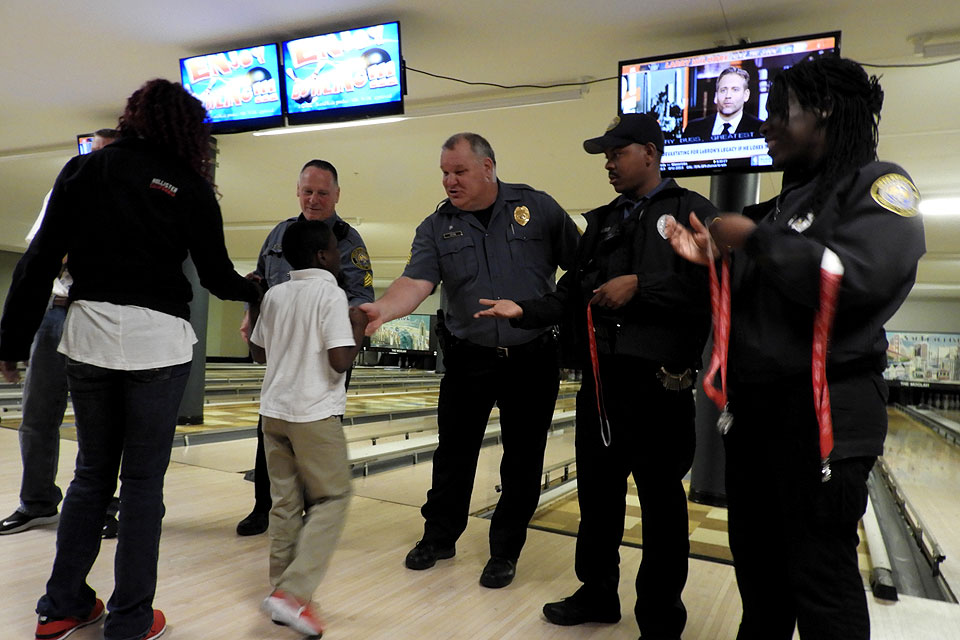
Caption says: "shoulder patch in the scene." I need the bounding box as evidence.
[870,173,920,217]
[350,247,371,270]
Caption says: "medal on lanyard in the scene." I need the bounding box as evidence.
[813,249,844,482]
[703,230,733,434]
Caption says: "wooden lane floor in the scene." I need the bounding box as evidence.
[883,407,960,593]
[3,425,959,637]
[0,371,579,446]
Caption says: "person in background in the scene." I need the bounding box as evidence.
[236,159,374,537]
[477,113,713,639]
[0,78,263,640]
[1,129,122,538]
[248,219,367,638]
[665,55,925,639]
[360,132,579,588]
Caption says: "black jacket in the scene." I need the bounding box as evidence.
[729,161,925,459]
[517,178,715,370]
[0,137,260,361]
[731,161,925,382]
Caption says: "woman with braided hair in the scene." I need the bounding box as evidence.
[666,56,924,638]
[0,78,262,640]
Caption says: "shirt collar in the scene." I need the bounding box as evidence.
[289,268,338,284]
[615,178,669,210]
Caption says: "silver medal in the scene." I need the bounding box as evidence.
[716,404,734,435]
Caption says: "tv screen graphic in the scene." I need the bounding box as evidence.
[282,21,404,126]
[369,314,432,353]
[619,32,840,176]
[77,134,95,155]
[180,43,284,134]
[885,331,960,386]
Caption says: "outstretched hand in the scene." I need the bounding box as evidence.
[474,298,522,319]
[663,212,715,265]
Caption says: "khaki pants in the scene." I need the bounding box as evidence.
[262,414,352,601]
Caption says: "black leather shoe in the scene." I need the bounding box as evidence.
[236,510,269,536]
[479,557,516,588]
[404,540,455,570]
[542,589,621,626]
[101,515,118,539]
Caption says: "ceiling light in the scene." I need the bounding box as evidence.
[919,198,960,217]
[910,33,960,58]
[253,117,406,137]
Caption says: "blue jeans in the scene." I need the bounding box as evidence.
[18,304,69,515]
[37,360,190,640]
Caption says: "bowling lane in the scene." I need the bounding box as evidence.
[883,407,960,593]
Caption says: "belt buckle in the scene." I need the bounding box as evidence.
[495,346,510,358]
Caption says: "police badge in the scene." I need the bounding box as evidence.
[351,247,371,270]
[656,214,674,240]
[870,173,920,217]
[514,206,530,226]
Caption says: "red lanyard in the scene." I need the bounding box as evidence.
[813,251,844,482]
[702,234,841,484]
[585,304,612,447]
[703,234,731,421]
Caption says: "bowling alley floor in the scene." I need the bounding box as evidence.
[2,367,960,638]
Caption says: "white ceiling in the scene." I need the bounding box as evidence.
[2,0,959,296]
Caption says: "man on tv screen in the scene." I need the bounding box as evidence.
[682,67,762,141]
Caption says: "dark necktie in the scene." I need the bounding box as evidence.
[721,123,731,135]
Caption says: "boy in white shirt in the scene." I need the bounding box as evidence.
[249,219,367,637]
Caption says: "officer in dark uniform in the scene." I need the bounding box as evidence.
[666,56,925,640]
[360,132,579,588]
[236,159,374,536]
[478,114,714,639]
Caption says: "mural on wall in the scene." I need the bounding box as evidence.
[885,331,960,385]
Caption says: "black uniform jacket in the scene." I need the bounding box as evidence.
[729,161,926,458]
[517,178,715,370]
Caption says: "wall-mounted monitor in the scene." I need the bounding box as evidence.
[885,331,960,386]
[368,313,433,354]
[180,43,284,134]
[618,32,840,176]
[282,21,404,126]
[77,134,95,155]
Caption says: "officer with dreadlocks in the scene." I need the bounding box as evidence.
[666,55,925,640]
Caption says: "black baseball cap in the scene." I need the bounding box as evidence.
[583,113,665,154]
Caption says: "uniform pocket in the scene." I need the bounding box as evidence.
[438,236,478,286]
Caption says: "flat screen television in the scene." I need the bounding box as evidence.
[618,32,840,176]
[180,43,284,134]
[282,21,404,126]
[76,134,95,155]
[368,313,433,354]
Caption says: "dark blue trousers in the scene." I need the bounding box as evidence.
[37,360,190,640]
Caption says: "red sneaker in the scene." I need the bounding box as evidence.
[261,589,324,637]
[35,598,105,640]
[143,609,167,640]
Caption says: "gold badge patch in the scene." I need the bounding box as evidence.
[514,206,530,226]
[351,247,372,270]
[870,174,920,217]
[606,116,620,132]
